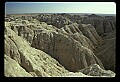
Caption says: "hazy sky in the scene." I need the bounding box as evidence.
[5,2,116,14]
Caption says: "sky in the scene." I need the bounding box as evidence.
[5,2,116,14]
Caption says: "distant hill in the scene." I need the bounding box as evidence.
[68,13,116,16]
[6,13,116,17]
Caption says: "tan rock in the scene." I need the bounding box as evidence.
[4,54,33,77]
[4,27,69,77]
[4,14,115,77]
[32,28,104,71]
[79,64,115,77]
[78,24,103,46]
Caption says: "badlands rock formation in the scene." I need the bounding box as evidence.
[79,64,115,77]
[4,27,68,77]
[36,14,116,36]
[4,13,116,77]
[95,31,116,72]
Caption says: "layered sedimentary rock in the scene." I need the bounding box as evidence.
[61,23,103,49]
[4,14,116,77]
[29,22,104,71]
[5,26,115,77]
[5,21,104,72]
[4,27,68,77]
[36,14,116,36]
[36,14,73,29]
[95,31,116,72]
[5,18,105,72]
[78,15,116,35]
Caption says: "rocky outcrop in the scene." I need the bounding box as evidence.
[61,23,83,34]
[31,25,104,72]
[5,21,34,44]
[5,26,114,77]
[78,24,103,46]
[36,14,116,36]
[36,14,73,28]
[6,14,116,36]
[70,32,95,51]
[58,64,115,77]
[61,23,103,47]
[79,64,115,77]
[4,54,33,77]
[4,14,116,77]
[4,27,69,77]
[5,17,105,72]
[95,31,116,72]
[81,15,116,35]
[5,20,104,72]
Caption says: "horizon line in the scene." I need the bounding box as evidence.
[5,12,116,15]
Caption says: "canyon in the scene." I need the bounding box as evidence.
[4,13,116,77]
